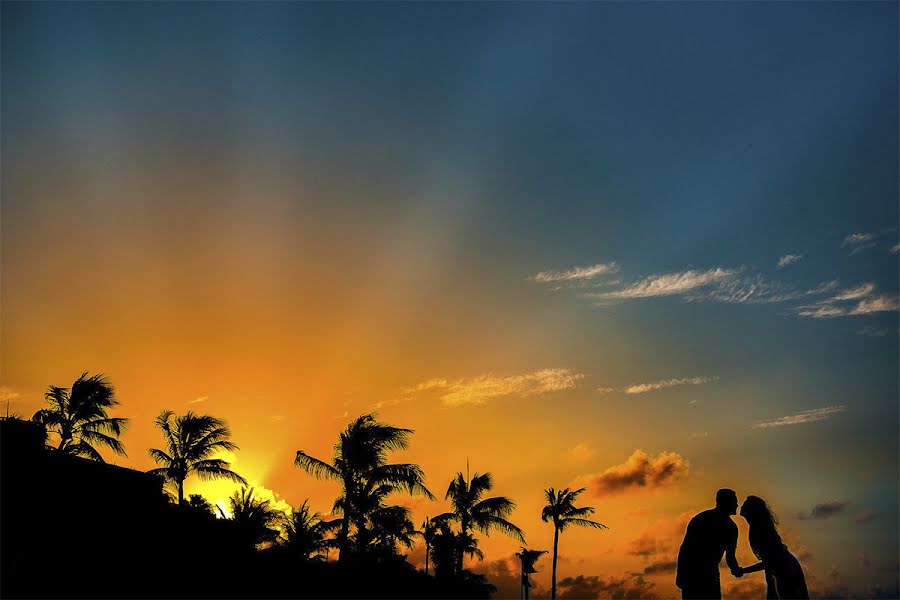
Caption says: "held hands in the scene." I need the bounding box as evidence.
[730,566,744,578]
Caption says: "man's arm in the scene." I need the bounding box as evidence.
[725,523,741,577]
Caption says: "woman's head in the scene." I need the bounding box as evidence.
[740,495,778,525]
[741,496,782,559]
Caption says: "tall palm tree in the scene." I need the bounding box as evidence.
[218,487,282,549]
[515,547,548,600]
[147,410,246,504]
[421,516,437,575]
[435,470,525,575]
[541,487,607,599]
[31,372,128,462]
[279,500,340,560]
[294,413,434,561]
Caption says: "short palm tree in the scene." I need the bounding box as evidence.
[279,500,340,560]
[435,471,525,575]
[31,372,128,462]
[541,487,607,599]
[516,547,548,600]
[294,413,434,561]
[218,487,282,549]
[185,494,216,517]
[148,410,247,504]
[369,504,419,556]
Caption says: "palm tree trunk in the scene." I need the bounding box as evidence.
[456,519,468,575]
[551,526,560,600]
[425,542,430,575]
[338,517,350,562]
[178,479,185,505]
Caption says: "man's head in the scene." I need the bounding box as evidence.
[715,488,738,515]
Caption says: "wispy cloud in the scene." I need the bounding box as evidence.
[597,376,716,396]
[890,243,900,254]
[855,509,877,524]
[592,268,736,301]
[796,282,898,319]
[531,262,619,283]
[842,232,875,247]
[753,405,846,429]
[857,326,891,337]
[569,443,596,461]
[624,376,715,395]
[405,368,583,408]
[187,395,209,405]
[842,230,897,255]
[777,254,803,268]
[830,282,876,302]
[797,499,851,520]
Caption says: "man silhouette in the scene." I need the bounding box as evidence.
[675,489,742,599]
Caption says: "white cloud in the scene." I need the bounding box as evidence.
[753,405,846,429]
[830,282,876,302]
[842,233,875,247]
[796,304,848,319]
[777,254,803,268]
[850,294,900,315]
[624,376,715,395]
[890,243,900,254]
[405,368,584,408]
[592,268,737,301]
[531,262,619,283]
[796,283,898,319]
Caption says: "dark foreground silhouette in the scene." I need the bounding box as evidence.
[0,418,494,599]
[675,489,809,600]
[737,495,809,600]
[676,489,741,599]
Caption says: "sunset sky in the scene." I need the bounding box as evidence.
[2,2,898,598]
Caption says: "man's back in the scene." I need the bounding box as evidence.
[676,509,738,588]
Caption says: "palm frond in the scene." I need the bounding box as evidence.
[78,429,127,456]
[477,516,525,542]
[560,517,608,530]
[80,416,129,436]
[193,461,247,485]
[294,451,340,480]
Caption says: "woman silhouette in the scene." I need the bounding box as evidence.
[737,496,809,599]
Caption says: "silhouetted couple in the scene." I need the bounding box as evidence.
[676,489,809,599]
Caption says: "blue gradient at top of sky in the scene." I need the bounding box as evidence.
[2,2,898,594]
[5,2,896,264]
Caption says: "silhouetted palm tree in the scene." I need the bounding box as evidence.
[541,487,607,599]
[369,504,419,556]
[294,414,434,561]
[421,516,437,575]
[147,410,246,504]
[218,487,282,549]
[515,547,548,600]
[31,372,128,462]
[279,500,340,560]
[435,471,525,575]
[186,493,216,517]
